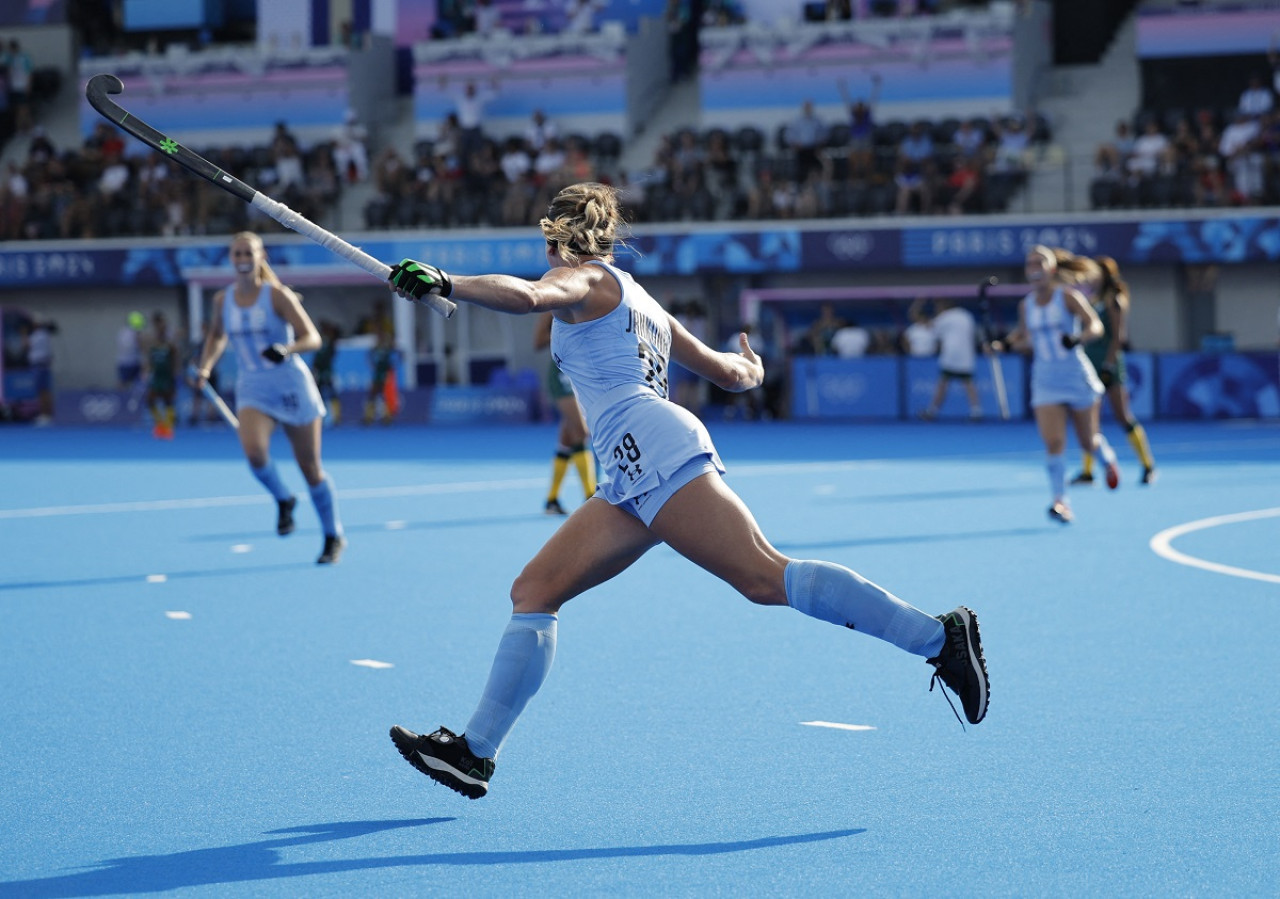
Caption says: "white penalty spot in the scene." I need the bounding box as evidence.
[350,659,394,669]
[231,544,253,554]
[385,520,408,530]
[801,720,876,732]
[165,611,192,620]
[146,574,167,584]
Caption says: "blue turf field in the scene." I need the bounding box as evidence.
[1,419,1277,897]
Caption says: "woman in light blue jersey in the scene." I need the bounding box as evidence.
[1003,244,1117,524]
[384,182,989,800]
[194,231,346,564]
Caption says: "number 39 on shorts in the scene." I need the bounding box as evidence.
[612,432,643,482]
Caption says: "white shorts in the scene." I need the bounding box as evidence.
[1031,357,1103,411]
[618,453,721,527]
[236,358,325,426]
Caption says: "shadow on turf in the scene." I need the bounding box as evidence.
[775,526,1044,552]
[186,512,553,543]
[0,562,308,592]
[0,822,865,896]
[817,485,1041,504]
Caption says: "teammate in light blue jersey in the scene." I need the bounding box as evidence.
[1003,244,1118,524]
[194,231,346,564]
[386,182,989,799]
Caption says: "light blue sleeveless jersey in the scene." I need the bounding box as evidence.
[1023,287,1103,409]
[224,282,325,425]
[550,260,722,505]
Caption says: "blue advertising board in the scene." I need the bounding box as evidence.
[903,354,1028,420]
[1157,352,1280,419]
[790,357,901,419]
[9,213,1280,288]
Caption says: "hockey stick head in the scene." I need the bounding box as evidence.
[85,73,126,120]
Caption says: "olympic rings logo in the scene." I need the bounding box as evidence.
[79,393,122,421]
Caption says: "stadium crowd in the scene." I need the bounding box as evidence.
[1090,65,1280,209]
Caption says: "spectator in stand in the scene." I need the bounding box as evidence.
[704,129,739,219]
[98,151,131,199]
[1238,73,1273,120]
[1191,113,1226,206]
[373,146,410,206]
[333,109,369,183]
[952,119,987,163]
[838,74,880,182]
[666,0,696,82]
[524,110,558,155]
[1127,118,1172,181]
[5,39,33,135]
[474,0,502,35]
[1255,110,1280,197]
[832,320,871,358]
[27,126,55,165]
[670,129,705,198]
[85,121,126,167]
[451,78,497,162]
[533,136,567,192]
[1269,31,1280,95]
[990,114,1031,173]
[434,112,462,165]
[900,297,938,356]
[557,136,596,187]
[895,121,935,214]
[785,100,828,185]
[1,162,27,239]
[305,148,340,214]
[943,156,982,214]
[1094,119,1134,183]
[1220,109,1264,204]
[272,138,306,192]
[805,302,848,355]
[499,137,535,225]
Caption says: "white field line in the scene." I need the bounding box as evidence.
[1149,508,1280,585]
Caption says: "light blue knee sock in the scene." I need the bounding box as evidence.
[250,461,292,502]
[464,613,558,759]
[1047,453,1065,499]
[308,475,342,537]
[785,560,944,657]
[1093,434,1117,466]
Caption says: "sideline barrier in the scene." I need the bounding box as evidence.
[787,351,1274,421]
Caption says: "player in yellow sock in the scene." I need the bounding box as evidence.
[144,311,178,440]
[570,444,596,498]
[537,313,594,515]
[1079,255,1157,485]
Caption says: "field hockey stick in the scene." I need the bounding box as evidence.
[978,276,1010,420]
[84,73,456,320]
[188,366,239,430]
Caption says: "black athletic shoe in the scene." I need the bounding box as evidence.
[1048,501,1074,524]
[544,498,567,515]
[928,606,989,726]
[1069,471,1094,486]
[276,496,297,536]
[390,725,494,799]
[1141,466,1158,486]
[317,534,346,565]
